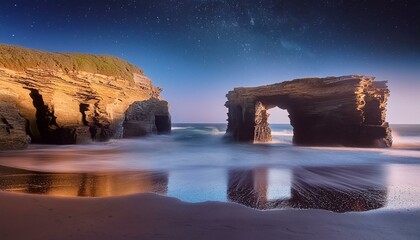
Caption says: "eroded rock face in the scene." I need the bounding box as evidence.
[225,75,392,147]
[254,101,271,143]
[123,98,171,137]
[0,93,30,150]
[0,44,170,149]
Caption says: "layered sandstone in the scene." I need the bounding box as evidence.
[0,44,170,149]
[225,75,392,147]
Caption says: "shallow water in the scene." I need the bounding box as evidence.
[0,124,419,212]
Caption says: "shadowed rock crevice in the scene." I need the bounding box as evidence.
[28,88,71,144]
[79,103,89,126]
[29,89,58,130]
[155,115,171,134]
[78,103,112,142]
[225,75,392,147]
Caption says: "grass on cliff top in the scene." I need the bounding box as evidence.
[0,44,143,81]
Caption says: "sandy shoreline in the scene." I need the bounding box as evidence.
[0,191,419,240]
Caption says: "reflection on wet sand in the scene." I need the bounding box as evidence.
[0,165,168,197]
[0,164,389,212]
[228,166,387,212]
[287,166,386,212]
[228,168,269,209]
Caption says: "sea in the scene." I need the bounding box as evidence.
[0,123,419,213]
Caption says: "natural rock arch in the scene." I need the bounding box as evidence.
[225,75,392,147]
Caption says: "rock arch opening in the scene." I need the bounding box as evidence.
[27,89,78,144]
[28,89,59,143]
[253,102,294,143]
[265,107,293,144]
[267,106,290,124]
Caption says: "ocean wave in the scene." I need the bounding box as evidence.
[171,126,193,130]
[271,130,293,137]
[1,124,420,174]
[204,126,225,135]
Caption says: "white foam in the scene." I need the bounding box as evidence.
[171,126,193,130]
[205,126,225,135]
[271,130,293,137]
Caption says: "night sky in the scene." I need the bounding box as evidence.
[0,0,419,123]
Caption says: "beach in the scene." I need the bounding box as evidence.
[1,191,419,240]
[1,124,420,239]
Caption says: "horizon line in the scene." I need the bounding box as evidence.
[171,122,420,125]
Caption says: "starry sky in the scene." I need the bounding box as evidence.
[0,0,419,123]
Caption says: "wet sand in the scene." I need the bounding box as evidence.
[0,191,419,240]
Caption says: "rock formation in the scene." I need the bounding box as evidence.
[0,44,170,150]
[225,75,392,147]
[123,98,171,137]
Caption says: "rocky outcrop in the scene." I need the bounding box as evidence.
[123,98,171,137]
[225,75,392,147]
[0,44,170,150]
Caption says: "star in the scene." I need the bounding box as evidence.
[250,17,255,26]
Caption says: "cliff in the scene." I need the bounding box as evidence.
[225,75,392,147]
[0,44,170,150]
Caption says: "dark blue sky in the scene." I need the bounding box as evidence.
[1,0,419,123]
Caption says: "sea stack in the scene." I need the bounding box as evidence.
[0,44,170,150]
[225,75,392,147]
